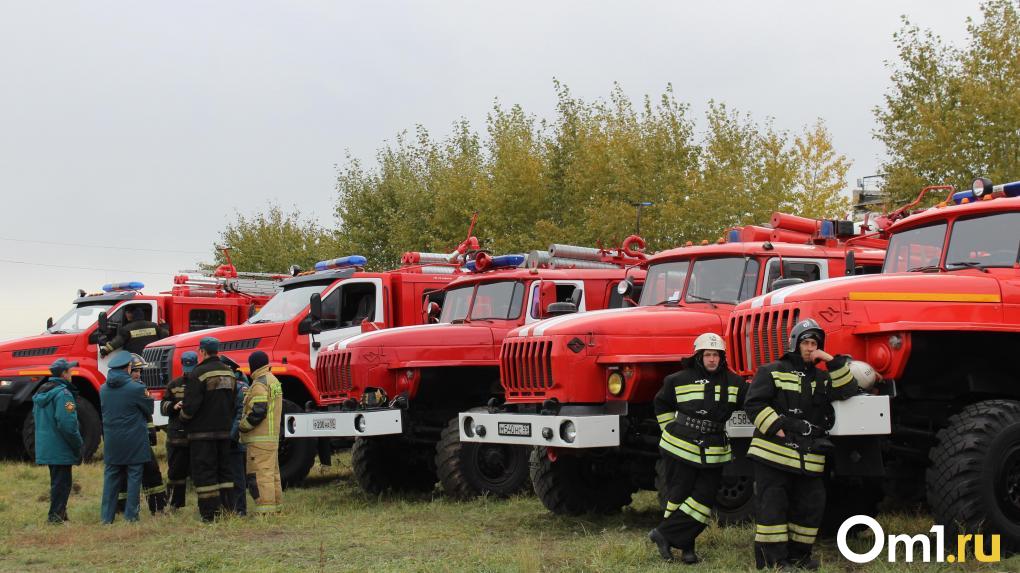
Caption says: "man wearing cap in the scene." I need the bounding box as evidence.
[239,350,283,514]
[100,306,168,357]
[744,318,859,570]
[161,351,197,509]
[181,337,238,521]
[99,351,153,523]
[32,358,84,523]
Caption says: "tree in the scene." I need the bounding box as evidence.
[210,205,339,273]
[875,0,1020,203]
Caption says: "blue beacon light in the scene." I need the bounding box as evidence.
[314,255,368,272]
[102,281,145,293]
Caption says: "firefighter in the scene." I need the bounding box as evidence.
[161,351,197,509]
[180,337,237,522]
[122,353,167,514]
[100,306,168,356]
[99,351,153,524]
[648,333,746,564]
[221,355,249,516]
[744,318,859,570]
[239,350,283,515]
[32,358,84,523]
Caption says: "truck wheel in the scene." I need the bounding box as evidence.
[21,399,102,462]
[435,417,530,499]
[352,436,437,494]
[278,399,316,488]
[654,457,754,525]
[927,399,1020,553]
[530,447,635,515]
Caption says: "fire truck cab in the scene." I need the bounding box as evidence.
[728,179,1020,547]
[459,213,887,517]
[284,243,645,499]
[0,269,279,461]
[141,255,462,485]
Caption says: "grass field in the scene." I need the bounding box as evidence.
[1,447,1018,572]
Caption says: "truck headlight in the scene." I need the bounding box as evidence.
[607,372,624,396]
[560,420,577,443]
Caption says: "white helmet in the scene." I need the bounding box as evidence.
[693,333,726,353]
[848,360,879,390]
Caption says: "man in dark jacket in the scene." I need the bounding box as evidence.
[223,355,249,516]
[744,318,859,570]
[180,337,237,521]
[161,351,197,509]
[129,354,167,514]
[648,333,746,564]
[32,358,84,523]
[100,351,154,523]
[100,306,168,356]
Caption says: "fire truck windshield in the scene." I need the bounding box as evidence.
[248,284,324,324]
[47,303,113,334]
[639,257,758,306]
[439,281,526,323]
[883,222,948,273]
[943,212,1020,269]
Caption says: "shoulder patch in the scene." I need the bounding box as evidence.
[65,401,76,412]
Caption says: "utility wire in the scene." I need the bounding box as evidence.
[0,236,207,255]
[0,258,168,276]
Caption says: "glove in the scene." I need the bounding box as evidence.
[100,346,110,357]
[786,418,813,436]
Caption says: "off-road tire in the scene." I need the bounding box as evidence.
[352,435,437,494]
[530,447,636,515]
[654,457,754,525]
[277,399,316,488]
[927,399,1020,553]
[436,417,530,499]
[22,398,102,462]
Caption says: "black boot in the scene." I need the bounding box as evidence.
[789,555,819,570]
[648,529,674,561]
[680,548,700,565]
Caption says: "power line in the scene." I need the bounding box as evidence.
[0,258,168,276]
[0,236,207,255]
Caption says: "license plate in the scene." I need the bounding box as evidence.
[313,418,337,431]
[498,422,532,437]
[728,410,752,426]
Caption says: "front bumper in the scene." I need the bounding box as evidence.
[283,409,404,438]
[0,376,45,415]
[458,396,891,448]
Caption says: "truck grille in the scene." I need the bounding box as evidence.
[13,346,57,358]
[140,345,175,389]
[317,349,352,398]
[728,305,800,375]
[501,337,554,397]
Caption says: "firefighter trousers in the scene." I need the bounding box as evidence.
[166,443,190,509]
[657,456,722,551]
[245,443,282,514]
[752,461,825,569]
[117,448,166,515]
[190,439,233,521]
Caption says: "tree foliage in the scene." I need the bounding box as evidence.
[210,205,340,273]
[875,0,1020,203]
[334,83,851,270]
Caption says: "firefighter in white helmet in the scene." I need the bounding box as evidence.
[648,332,747,564]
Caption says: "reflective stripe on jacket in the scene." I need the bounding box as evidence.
[239,366,283,445]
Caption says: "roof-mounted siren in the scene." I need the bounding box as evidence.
[467,253,526,272]
[314,255,367,272]
[957,177,1020,204]
[102,281,145,293]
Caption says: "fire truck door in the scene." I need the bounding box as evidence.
[97,299,159,377]
[525,280,586,322]
[309,278,383,368]
[762,257,829,292]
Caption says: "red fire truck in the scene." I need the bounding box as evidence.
[727,178,1020,549]
[141,254,465,486]
[458,214,888,517]
[0,268,281,460]
[283,241,646,498]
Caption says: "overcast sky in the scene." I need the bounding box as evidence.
[0,1,983,340]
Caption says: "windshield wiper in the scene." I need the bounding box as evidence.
[47,329,69,334]
[945,261,990,273]
[906,265,942,273]
[685,294,717,308]
[248,319,274,324]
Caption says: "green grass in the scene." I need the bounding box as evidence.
[1,449,1018,572]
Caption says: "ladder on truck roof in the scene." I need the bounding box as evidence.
[173,270,284,298]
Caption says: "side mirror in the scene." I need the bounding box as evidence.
[89,312,110,344]
[46,317,54,330]
[845,251,857,276]
[616,279,634,297]
[98,312,109,332]
[770,278,805,292]
[545,302,578,317]
[248,303,257,318]
[309,293,322,321]
[423,300,441,323]
[298,294,323,335]
[538,281,558,318]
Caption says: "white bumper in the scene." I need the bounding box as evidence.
[283,409,404,438]
[153,401,168,427]
[457,395,890,448]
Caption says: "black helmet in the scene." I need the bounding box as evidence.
[788,318,825,353]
